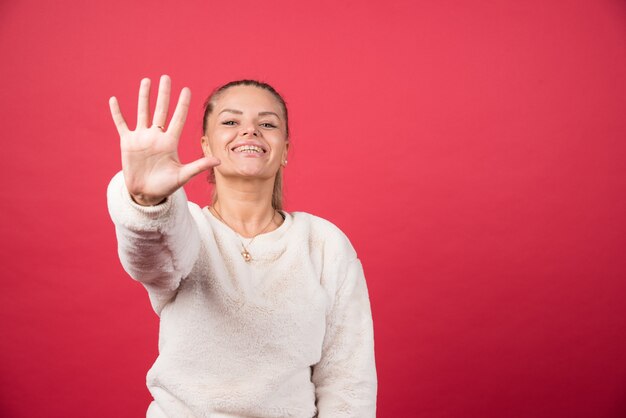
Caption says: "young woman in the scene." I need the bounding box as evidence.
[107,75,377,418]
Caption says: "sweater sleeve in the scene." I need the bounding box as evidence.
[106,171,201,314]
[312,257,378,417]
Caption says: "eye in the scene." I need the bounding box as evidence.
[222,120,237,126]
[260,123,277,128]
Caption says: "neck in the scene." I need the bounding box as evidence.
[212,176,279,238]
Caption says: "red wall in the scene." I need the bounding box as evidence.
[1,0,625,417]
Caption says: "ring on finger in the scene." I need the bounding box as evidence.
[153,125,166,131]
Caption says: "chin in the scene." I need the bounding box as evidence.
[216,163,278,180]
[222,167,270,180]
[237,163,277,178]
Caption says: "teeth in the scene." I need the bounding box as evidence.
[234,145,264,153]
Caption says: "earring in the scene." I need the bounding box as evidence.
[283,160,288,166]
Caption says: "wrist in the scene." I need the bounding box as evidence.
[130,194,167,206]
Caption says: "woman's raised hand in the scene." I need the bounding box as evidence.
[109,75,220,206]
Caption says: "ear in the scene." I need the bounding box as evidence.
[281,141,289,166]
[201,135,213,157]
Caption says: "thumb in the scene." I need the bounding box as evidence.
[179,157,221,184]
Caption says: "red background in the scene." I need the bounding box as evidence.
[1,0,625,417]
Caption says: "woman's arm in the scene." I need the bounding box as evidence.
[312,258,378,417]
[106,75,220,313]
[107,171,200,314]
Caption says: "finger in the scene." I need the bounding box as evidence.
[168,87,191,139]
[136,78,151,129]
[178,157,221,185]
[109,96,129,135]
[152,75,171,128]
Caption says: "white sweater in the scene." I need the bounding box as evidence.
[107,172,377,418]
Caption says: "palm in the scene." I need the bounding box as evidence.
[109,76,220,205]
[120,128,183,198]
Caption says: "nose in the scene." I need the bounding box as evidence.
[241,124,259,137]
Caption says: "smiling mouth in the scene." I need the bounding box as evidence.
[232,145,266,154]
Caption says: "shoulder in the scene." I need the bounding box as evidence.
[289,211,344,232]
[289,212,357,261]
[186,200,204,217]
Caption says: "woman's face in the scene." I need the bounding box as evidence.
[202,85,288,182]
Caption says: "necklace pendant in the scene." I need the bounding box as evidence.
[241,249,252,262]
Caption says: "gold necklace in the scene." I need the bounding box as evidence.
[210,205,277,262]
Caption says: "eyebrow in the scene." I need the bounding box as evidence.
[219,109,281,118]
[258,111,280,118]
[219,109,243,115]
